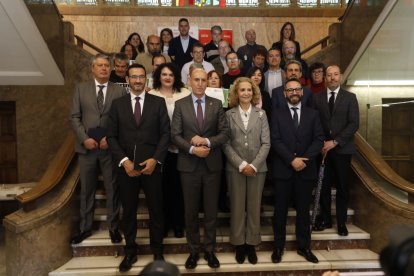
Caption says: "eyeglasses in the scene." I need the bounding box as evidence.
[227,58,239,62]
[285,87,303,93]
[129,75,146,79]
[312,69,324,75]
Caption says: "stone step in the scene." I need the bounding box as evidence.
[72,224,369,257]
[50,249,381,276]
[91,204,355,229]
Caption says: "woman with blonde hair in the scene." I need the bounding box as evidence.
[223,77,270,264]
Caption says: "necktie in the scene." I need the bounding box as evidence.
[329,91,335,114]
[134,96,141,126]
[196,99,204,129]
[97,85,105,113]
[292,107,299,130]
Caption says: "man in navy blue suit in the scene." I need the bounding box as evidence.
[270,78,324,264]
[168,18,199,70]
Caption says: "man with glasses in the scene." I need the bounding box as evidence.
[181,43,215,85]
[107,63,170,272]
[270,78,324,264]
[222,51,243,89]
[280,40,309,84]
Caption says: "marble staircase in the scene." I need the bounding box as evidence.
[50,188,382,275]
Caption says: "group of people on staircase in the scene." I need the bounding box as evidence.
[70,18,359,273]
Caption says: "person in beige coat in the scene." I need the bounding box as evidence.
[223,77,270,264]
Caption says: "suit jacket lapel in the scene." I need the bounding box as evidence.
[320,90,331,118]
[283,107,298,137]
[103,83,114,113]
[246,107,260,134]
[89,81,100,114]
[332,89,344,115]
[123,94,137,128]
[186,95,200,132]
[230,107,247,134]
[140,92,151,126]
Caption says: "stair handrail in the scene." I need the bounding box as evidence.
[354,132,414,195]
[338,0,355,22]
[74,35,112,56]
[16,132,76,208]
[301,35,330,56]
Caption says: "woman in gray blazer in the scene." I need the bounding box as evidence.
[223,77,270,264]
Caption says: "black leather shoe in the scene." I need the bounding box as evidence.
[337,224,349,236]
[246,244,257,264]
[70,230,92,244]
[174,228,184,238]
[235,245,245,264]
[313,221,332,231]
[204,252,220,268]
[109,229,122,243]
[297,248,319,263]
[119,254,137,272]
[154,253,164,260]
[185,253,199,269]
[271,248,283,263]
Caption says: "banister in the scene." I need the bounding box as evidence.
[74,35,112,56]
[301,35,330,56]
[16,132,76,206]
[354,132,414,195]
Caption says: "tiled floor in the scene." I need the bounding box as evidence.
[0,224,5,276]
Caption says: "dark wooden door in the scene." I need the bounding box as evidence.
[0,101,18,183]
[382,98,414,183]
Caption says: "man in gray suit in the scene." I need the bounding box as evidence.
[171,68,230,269]
[312,65,359,236]
[70,53,125,244]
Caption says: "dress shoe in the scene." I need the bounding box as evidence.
[297,248,319,263]
[154,253,164,260]
[109,229,122,243]
[235,245,246,264]
[174,228,184,238]
[246,244,258,264]
[119,254,137,272]
[337,224,349,236]
[185,253,199,269]
[70,230,92,244]
[271,248,283,263]
[312,221,332,231]
[204,251,220,268]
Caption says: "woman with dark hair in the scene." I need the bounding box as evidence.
[246,66,271,122]
[271,22,301,60]
[126,32,145,56]
[120,42,138,62]
[160,28,173,56]
[148,62,190,238]
[223,77,270,265]
[308,62,326,94]
[207,70,222,88]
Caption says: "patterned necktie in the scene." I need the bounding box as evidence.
[329,91,335,114]
[196,99,204,129]
[97,85,105,113]
[291,107,299,130]
[134,96,141,126]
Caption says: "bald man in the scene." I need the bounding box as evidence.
[135,34,171,73]
[236,29,267,73]
[171,68,230,270]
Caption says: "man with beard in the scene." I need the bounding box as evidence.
[272,60,313,110]
[135,34,171,74]
[280,40,309,84]
[270,78,324,264]
[107,63,170,272]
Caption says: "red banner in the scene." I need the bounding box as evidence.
[198,29,233,47]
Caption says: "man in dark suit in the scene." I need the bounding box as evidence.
[168,18,199,70]
[70,53,125,245]
[271,78,324,264]
[107,64,170,272]
[171,68,230,269]
[272,60,313,110]
[312,65,359,236]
